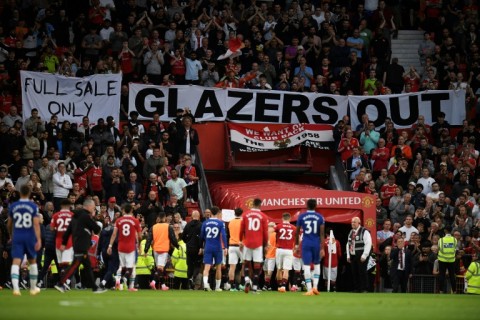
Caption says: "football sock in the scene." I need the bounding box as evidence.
[129,269,136,289]
[303,266,312,291]
[313,265,320,289]
[252,266,261,287]
[11,265,20,291]
[265,277,271,287]
[215,280,221,290]
[203,276,209,289]
[29,264,38,289]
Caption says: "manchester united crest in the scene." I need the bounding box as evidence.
[362,196,374,208]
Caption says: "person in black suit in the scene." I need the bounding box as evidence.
[390,237,412,293]
[125,172,143,202]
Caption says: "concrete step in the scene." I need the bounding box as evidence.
[395,36,424,41]
[392,39,423,45]
[390,48,421,53]
[397,30,425,36]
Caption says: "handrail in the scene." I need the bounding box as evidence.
[194,148,213,213]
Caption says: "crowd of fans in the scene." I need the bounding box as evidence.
[0,0,480,292]
[335,110,480,291]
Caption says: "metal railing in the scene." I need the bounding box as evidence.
[376,274,466,293]
[194,149,212,213]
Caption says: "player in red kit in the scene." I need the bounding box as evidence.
[50,199,74,290]
[275,212,296,293]
[107,204,142,291]
[322,233,342,292]
[240,198,268,293]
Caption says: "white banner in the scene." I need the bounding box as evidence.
[21,71,122,126]
[128,85,465,127]
[128,84,348,124]
[348,91,466,129]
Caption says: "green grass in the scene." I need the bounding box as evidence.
[0,290,477,320]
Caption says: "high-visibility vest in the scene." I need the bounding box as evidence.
[152,223,170,253]
[438,235,457,263]
[466,261,480,295]
[171,240,188,279]
[136,239,154,275]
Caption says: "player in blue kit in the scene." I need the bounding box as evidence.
[7,185,42,296]
[295,199,325,296]
[200,206,227,292]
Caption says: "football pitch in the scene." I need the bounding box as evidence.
[0,290,477,320]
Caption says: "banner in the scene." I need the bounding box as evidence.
[129,84,348,124]
[128,85,465,128]
[229,123,334,152]
[21,71,122,126]
[348,91,466,129]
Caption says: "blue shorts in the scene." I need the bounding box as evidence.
[12,236,37,260]
[302,245,320,265]
[203,249,223,265]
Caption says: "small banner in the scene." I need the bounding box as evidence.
[228,123,334,152]
[21,71,122,126]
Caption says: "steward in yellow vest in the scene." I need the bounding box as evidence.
[466,253,480,295]
[438,225,458,294]
[171,236,188,289]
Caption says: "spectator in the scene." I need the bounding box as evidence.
[52,162,72,211]
[143,42,164,84]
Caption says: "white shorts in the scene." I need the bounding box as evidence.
[293,257,303,271]
[154,252,168,267]
[119,251,136,268]
[263,258,276,272]
[275,248,293,271]
[56,248,73,264]
[228,246,243,265]
[322,266,338,281]
[243,246,263,263]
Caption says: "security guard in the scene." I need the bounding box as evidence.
[465,252,480,295]
[437,225,457,294]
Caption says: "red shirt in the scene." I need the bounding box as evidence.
[120,51,134,74]
[338,138,360,162]
[74,168,88,191]
[322,238,342,268]
[50,210,74,249]
[88,166,103,191]
[240,208,269,249]
[171,57,186,76]
[372,146,390,172]
[275,222,296,249]
[115,215,141,253]
[380,184,397,206]
[184,165,197,184]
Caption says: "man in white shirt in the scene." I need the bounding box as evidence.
[52,162,73,211]
[417,168,436,195]
[399,215,419,241]
[426,183,442,202]
[165,168,187,202]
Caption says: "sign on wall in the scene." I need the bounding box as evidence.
[229,123,334,152]
[21,71,122,126]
